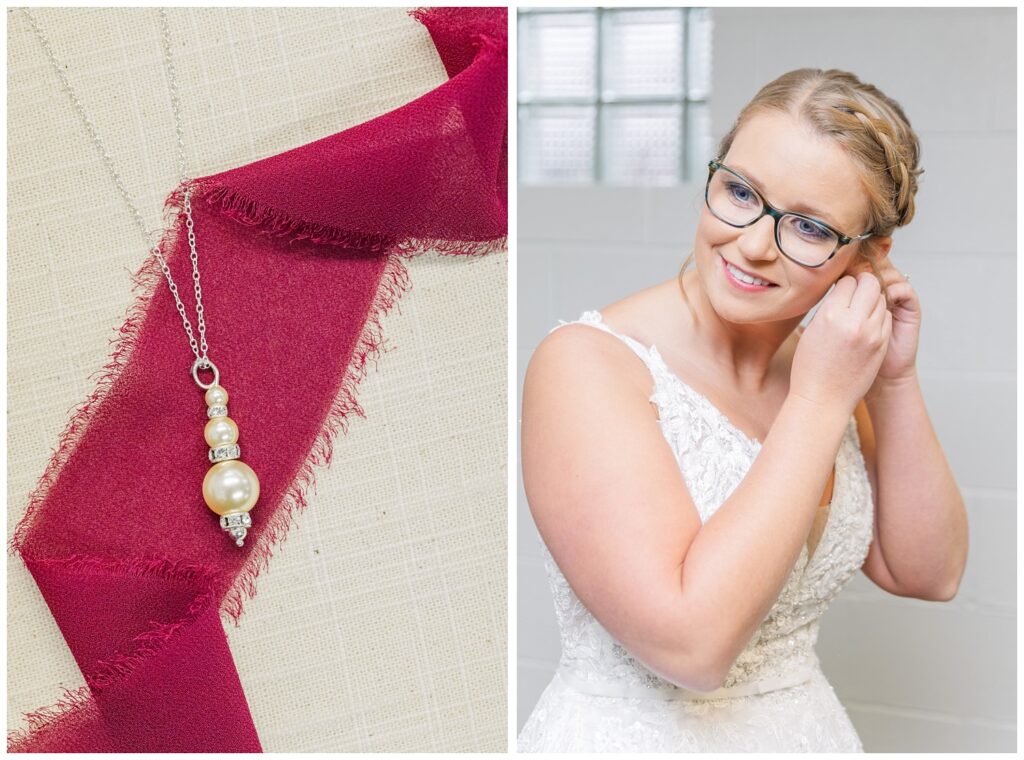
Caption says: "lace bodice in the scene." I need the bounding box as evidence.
[519,310,874,752]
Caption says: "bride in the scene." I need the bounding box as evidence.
[517,68,968,752]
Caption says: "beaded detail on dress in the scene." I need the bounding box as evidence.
[518,310,875,753]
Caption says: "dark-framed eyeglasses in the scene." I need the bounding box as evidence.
[704,159,873,268]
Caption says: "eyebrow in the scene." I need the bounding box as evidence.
[729,163,844,230]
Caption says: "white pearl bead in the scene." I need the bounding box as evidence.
[205,384,229,407]
[203,460,260,516]
[204,416,239,447]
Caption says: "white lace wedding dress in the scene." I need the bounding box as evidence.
[517,310,874,753]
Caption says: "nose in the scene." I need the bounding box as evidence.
[736,215,781,263]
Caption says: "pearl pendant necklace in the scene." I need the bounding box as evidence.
[24,7,260,547]
[170,188,263,548]
[193,359,260,546]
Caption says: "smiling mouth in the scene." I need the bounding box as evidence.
[721,255,778,286]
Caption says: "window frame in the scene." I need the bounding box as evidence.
[517,6,711,185]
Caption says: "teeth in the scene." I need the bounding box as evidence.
[726,261,771,287]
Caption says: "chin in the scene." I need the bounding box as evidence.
[712,301,771,325]
[702,272,809,327]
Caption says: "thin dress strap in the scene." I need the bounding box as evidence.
[549,310,660,381]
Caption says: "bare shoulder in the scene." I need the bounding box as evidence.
[524,276,682,416]
[525,319,653,404]
[522,321,663,490]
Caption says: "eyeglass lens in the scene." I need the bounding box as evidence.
[706,168,837,266]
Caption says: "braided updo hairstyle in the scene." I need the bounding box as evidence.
[680,67,923,315]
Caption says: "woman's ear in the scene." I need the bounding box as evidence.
[871,235,893,261]
[843,236,893,277]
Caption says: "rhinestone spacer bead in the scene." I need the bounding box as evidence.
[207,404,228,418]
[219,512,252,529]
[219,512,252,547]
[209,443,241,462]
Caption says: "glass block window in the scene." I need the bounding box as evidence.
[519,7,713,186]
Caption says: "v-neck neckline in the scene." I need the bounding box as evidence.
[586,309,841,571]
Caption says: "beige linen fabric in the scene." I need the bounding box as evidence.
[7,7,506,752]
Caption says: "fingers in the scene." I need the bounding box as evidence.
[846,258,912,295]
[869,292,892,356]
[883,280,918,310]
[868,287,887,325]
[829,275,858,308]
[830,269,913,318]
[848,271,882,315]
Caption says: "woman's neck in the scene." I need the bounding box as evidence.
[680,268,805,395]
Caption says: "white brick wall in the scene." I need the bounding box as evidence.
[517,7,1015,751]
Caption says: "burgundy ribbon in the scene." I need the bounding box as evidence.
[9,7,506,752]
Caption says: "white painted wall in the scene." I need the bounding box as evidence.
[517,7,1016,751]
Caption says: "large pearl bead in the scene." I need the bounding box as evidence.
[203,460,260,516]
[204,416,239,447]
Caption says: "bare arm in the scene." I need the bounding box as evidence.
[677,390,850,682]
[857,375,968,600]
[522,326,852,691]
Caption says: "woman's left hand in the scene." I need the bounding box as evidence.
[845,256,921,391]
[871,257,921,386]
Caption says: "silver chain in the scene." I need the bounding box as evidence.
[23,7,211,369]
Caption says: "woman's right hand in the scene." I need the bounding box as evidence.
[790,272,893,415]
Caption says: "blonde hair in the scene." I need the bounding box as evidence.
[679,67,923,318]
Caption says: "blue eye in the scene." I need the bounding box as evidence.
[791,217,831,242]
[726,182,756,205]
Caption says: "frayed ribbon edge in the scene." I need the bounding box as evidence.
[201,180,505,259]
